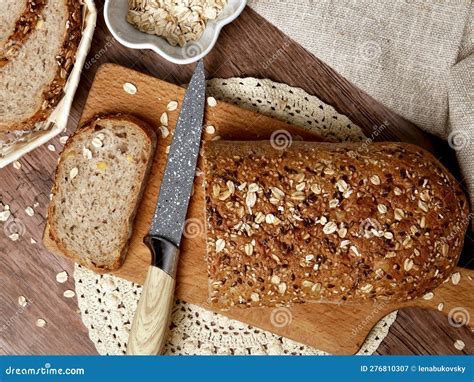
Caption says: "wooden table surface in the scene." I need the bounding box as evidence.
[0,2,472,355]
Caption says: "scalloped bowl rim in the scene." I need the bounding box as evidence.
[104,0,247,65]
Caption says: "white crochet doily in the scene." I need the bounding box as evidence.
[74,77,397,355]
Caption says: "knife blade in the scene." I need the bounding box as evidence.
[127,60,206,355]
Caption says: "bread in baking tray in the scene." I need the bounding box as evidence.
[203,141,469,307]
[0,0,47,66]
[0,0,82,132]
[44,114,157,272]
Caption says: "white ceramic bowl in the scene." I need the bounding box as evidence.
[104,0,247,65]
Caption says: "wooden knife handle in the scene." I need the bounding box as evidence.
[127,237,179,355]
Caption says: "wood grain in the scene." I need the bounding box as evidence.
[127,266,175,355]
[43,63,473,355]
[0,1,471,355]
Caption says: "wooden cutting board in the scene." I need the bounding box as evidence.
[73,63,474,354]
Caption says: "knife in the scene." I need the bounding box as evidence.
[126,59,206,355]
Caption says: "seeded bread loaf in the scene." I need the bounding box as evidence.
[0,0,82,132]
[0,0,47,66]
[203,141,469,308]
[44,114,157,272]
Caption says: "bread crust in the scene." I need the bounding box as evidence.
[0,0,83,132]
[0,0,48,67]
[44,114,157,273]
[204,141,470,307]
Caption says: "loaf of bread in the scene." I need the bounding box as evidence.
[203,141,469,307]
[44,114,157,272]
[0,0,82,132]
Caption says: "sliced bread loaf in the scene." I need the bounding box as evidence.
[0,0,82,132]
[44,114,157,272]
[0,0,47,66]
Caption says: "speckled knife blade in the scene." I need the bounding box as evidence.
[149,60,205,247]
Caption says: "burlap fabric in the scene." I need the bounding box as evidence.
[249,0,473,222]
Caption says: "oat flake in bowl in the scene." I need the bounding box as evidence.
[127,0,227,47]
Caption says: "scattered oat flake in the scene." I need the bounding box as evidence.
[207,97,217,107]
[123,82,137,95]
[454,339,465,351]
[56,271,68,284]
[165,145,170,154]
[423,292,434,300]
[47,144,56,152]
[59,136,69,144]
[9,233,19,241]
[167,101,178,111]
[18,296,28,307]
[36,318,46,328]
[13,161,21,170]
[63,290,76,298]
[160,112,169,126]
[437,303,444,311]
[25,206,34,216]
[451,272,461,285]
[205,125,216,134]
[0,209,11,222]
[30,238,37,244]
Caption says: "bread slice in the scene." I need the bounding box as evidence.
[0,0,47,66]
[44,114,157,272]
[0,0,82,132]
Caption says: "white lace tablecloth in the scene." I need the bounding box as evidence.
[74,77,398,355]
